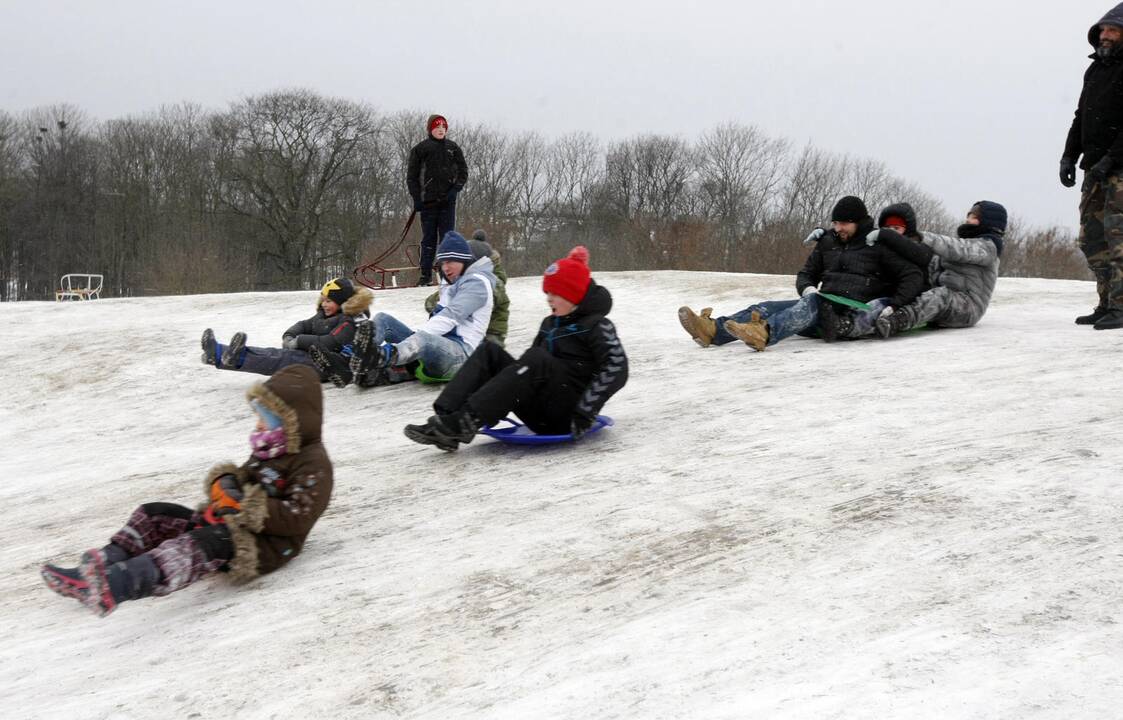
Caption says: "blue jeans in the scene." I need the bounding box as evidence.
[712,296,820,346]
[371,312,469,378]
[419,193,457,281]
[224,346,318,376]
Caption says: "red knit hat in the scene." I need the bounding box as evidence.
[428,115,448,133]
[542,246,591,305]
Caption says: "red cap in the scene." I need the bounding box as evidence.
[542,246,591,305]
[882,215,907,231]
[428,115,448,132]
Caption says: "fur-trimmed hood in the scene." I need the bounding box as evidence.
[316,286,373,318]
[245,364,322,452]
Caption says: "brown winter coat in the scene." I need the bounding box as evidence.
[202,364,333,582]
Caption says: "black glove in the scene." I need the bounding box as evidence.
[570,413,595,440]
[1059,157,1077,188]
[1087,156,1114,185]
[412,197,423,212]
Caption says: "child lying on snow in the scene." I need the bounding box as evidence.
[201,278,372,382]
[40,365,333,617]
[404,246,629,451]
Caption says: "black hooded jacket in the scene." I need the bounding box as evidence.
[407,134,469,205]
[874,202,937,278]
[796,217,924,309]
[531,281,629,420]
[1063,3,1123,169]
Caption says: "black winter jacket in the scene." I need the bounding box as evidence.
[531,281,629,421]
[407,136,469,205]
[282,289,373,354]
[1063,4,1123,169]
[796,219,924,309]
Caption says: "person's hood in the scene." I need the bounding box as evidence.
[456,255,497,289]
[316,287,373,317]
[972,200,1008,235]
[245,364,322,451]
[877,202,919,237]
[571,279,612,318]
[1089,3,1123,48]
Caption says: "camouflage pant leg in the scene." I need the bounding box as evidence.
[1078,174,1123,309]
[889,287,980,331]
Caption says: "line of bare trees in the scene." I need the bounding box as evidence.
[0,88,1089,301]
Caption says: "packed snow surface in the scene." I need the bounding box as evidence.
[2,271,1121,719]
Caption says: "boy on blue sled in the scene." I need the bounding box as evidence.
[404,246,629,451]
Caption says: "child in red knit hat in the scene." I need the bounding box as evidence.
[404,246,629,451]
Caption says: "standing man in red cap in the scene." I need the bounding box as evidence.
[404,246,629,451]
[1061,2,1123,329]
[408,114,469,286]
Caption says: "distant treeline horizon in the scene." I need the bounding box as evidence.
[0,88,1090,301]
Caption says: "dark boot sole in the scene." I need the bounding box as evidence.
[41,565,90,602]
[403,424,460,452]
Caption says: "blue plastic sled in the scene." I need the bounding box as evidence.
[480,415,614,445]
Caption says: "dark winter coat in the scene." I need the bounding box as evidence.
[796,218,924,309]
[531,281,628,422]
[1063,3,1123,169]
[282,289,373,354]
[407,136,469,206]
[204,364,333,582]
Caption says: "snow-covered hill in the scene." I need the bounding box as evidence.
[2,271,1121,719]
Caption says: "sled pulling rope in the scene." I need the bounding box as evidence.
[353,211,420,290]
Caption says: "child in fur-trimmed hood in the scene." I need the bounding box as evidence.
[201,277,373,384]
[40,364,333,617]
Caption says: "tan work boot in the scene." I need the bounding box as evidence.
[724,312,770,351]
[678,306,717,347]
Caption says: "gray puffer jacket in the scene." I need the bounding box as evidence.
[920,231,1000,323]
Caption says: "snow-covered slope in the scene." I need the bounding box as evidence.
[2,272,1121,719]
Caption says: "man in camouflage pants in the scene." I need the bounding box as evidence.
[1061,2,1123,329]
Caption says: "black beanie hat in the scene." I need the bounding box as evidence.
[320,278,355,306]
[831,196,870,223]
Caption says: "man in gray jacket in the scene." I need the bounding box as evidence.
[873,201,1006,338]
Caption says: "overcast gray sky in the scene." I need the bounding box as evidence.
[0,0,1105,230]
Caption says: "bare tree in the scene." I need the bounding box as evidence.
[696,122,790,265]
[211,89,380,288]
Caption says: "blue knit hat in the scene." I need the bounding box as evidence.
[970,200,1007,234]
[434,231,474,267]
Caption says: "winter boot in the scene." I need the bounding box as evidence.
[876,308,914,339]
[41,564,88,602]
[1078,306,1111,325]
[80,551,160,617]
[201,328,219,366]
[42,544,129,603]
[221,332,246,369]
[308,346,349,388]
[723,312,769,351]
[1093,309,1123,330]
[677,306,717,348]
[403,410,482,451]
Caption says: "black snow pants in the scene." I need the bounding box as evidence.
[434,341,581,435]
